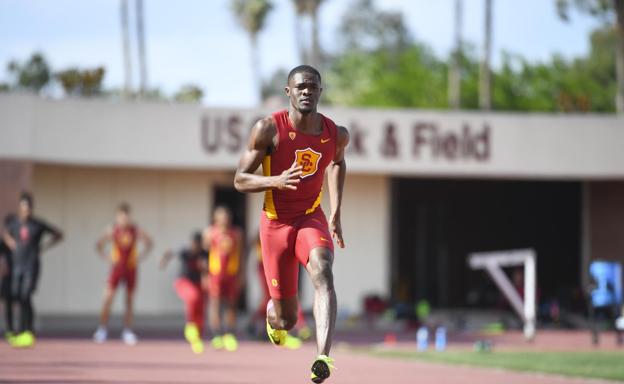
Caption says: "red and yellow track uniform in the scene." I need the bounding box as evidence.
[207,226,241,301]
[108,224,138,291]
[259,110,336,300]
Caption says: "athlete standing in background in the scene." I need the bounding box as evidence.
[160,231,209,354]
[203,206,244,352]
[2,192,64,348]
[93,203,152,345]
[234,65,349,383]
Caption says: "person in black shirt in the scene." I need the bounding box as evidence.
[160,231,208,353]
[2,192,63,347]
[0,239,12,339]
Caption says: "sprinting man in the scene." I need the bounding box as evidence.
[2,192,64,347]
[234,65,349,383]
[93,203,152,345]
[202,206,243,352]
[160,231,209,354]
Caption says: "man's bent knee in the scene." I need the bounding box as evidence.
[308,248,334,290]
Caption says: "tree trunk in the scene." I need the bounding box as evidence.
[120,0,133,98]
[311,8,321,69]
[136,0,148,97]
[480,0,492,110]
[615,0,624,113]
[251,33,262,105]
[294,13,307,64]
[448,0,462,109]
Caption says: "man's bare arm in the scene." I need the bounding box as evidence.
[234,117,303,193]
[137,228,153,260]
[327,126,349,249]
[95,228,113,259]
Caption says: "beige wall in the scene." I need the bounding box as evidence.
[31,165,390,315]
[32,165,231,315]
[0,159,33,225]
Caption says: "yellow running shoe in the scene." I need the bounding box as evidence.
[284,335,302,350]
[184,323,200,344]
[223,333,238,352]
[211,335,224,350]
[266,321,288,347]
[13,331,36,348]
[184,323,204,354]
[310,355,335,383]
[190,340,204,354]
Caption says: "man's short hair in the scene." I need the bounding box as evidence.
[192,231,203,244]
[117,202,131,214]
[288,65,321,84]
[19,191,34,207]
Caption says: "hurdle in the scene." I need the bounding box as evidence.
[468,249,537,340]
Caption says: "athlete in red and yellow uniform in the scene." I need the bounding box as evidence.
[234,65,349,383]
[203,206,243,351]
[93,203,152,345]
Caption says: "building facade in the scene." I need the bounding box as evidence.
[1,94,623,317]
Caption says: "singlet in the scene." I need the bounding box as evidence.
[262,110,337,220]
[111,224,138,269]
[207,226,241,279]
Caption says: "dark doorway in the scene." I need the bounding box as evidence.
[213,185,247,309]
[391,178,582,312]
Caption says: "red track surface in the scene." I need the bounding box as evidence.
[0,335,616,384]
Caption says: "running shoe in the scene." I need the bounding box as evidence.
[93,326,108,344]
[12,331,35,348]
[121,328,138,346]
[184,323,204,354]
[211,335,224,350]
[310,355,335,383]
[266,320,288,346]
[223,333,238,352]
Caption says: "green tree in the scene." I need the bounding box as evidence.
[339,0,410,52]
[56,67,106,97]
[491,26,616,112]
[7,52,51,93]
[174,84,204,103]
[231,0,273,104]
[556,0,624,113]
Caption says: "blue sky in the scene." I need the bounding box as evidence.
[0,0,601,107]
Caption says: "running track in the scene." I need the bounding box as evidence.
[0,337,615,383]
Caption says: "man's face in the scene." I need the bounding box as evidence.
[213,208,231,228]
[285,72,322,114]
[191,239,201,253]
[116,210,130,227]
[18,199,32,219]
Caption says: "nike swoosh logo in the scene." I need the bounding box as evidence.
[320,237,329,242]
[321,138,331,143]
